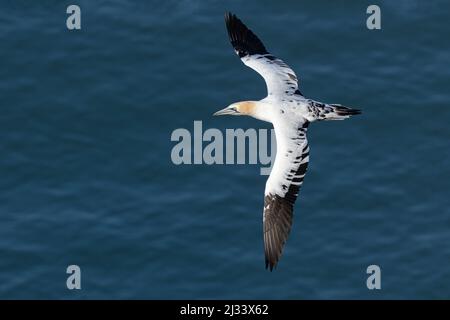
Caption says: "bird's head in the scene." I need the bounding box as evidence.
[213,101,256,117]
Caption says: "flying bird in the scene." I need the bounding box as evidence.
[214,12,361,271]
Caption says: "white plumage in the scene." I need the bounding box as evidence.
[214,13,361,270]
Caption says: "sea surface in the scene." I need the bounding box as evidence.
[1,0,450,299]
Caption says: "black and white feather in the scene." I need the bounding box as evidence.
[221,12,361,271]
[225,12,301,97]
[263,120,310,270]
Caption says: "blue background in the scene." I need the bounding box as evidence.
[0,0,449,299]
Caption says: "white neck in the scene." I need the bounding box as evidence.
[250,101,273,123]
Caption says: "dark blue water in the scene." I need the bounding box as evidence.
[1,0,450,299]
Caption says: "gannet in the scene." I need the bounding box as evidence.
[214,13,361,271]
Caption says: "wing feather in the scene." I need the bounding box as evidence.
[225,12,301,97]
[263,121,310,270]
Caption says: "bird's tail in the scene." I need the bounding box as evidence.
[323,104,361,120]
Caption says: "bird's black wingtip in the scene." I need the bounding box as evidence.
[223,11,268,57]
[224,12,240,35]
[224,12,234,27]
[265,258,276,272]
[224,12,237,20]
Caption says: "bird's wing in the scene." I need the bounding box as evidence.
[263,120,310,271]
[225,12,301,97]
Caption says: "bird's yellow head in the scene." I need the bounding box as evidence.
[213,101,256,117]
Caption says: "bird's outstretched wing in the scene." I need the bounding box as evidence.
[225,12,301,97]
[263,120,310,270]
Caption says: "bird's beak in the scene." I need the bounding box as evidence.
[213,106,237,116]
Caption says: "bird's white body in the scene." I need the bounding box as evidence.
[252,96,311,123]
[242,98,310,198]
[216,13,361,270]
